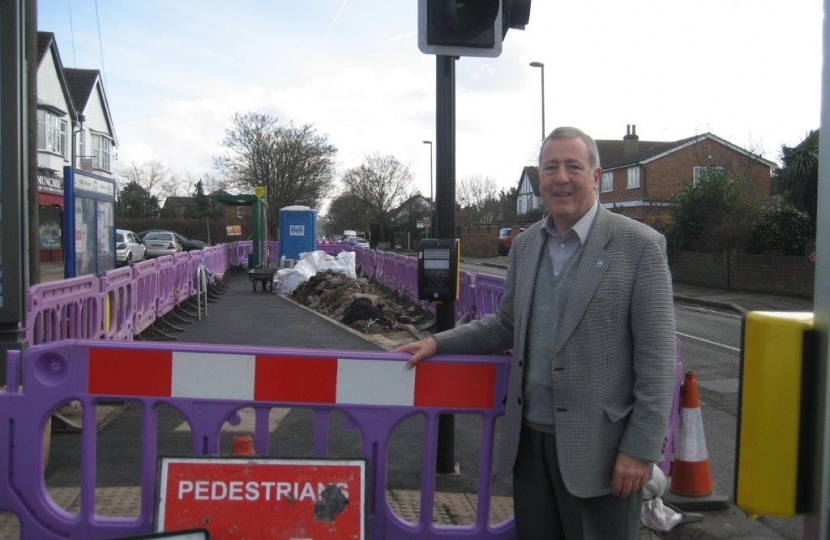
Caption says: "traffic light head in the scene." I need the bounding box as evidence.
[418,0,531,58]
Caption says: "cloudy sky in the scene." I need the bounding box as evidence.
[39,0,822,204]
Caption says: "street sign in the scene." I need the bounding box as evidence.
[156,457,366,540]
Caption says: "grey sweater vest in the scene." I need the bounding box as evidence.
[523,244,581,431]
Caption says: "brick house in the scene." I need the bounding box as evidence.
[597,125,775,222]
[516,125,775,223]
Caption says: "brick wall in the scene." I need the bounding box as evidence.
[729,252,815,297]
[669,251,729,289]
[459,225,500,257]
[670,250,814,298]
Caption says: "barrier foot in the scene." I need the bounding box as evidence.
[166,311,194,325]
[51,412,82,434]
[155,318,185,333]
[211,281,231,291]
[138,327,178,341]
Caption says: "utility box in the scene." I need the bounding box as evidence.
[279,205,317,260]
[735,311,817,517]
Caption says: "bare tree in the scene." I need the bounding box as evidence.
[342,153,413,241]
[324,191,372,238]
[457,174,501,224]
[117,160,186,204]
[214,112,337,232]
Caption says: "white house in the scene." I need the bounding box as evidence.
[35,31,119,264]
[35,32,76,261]
[515,165,541,216]
[64,67,118,178]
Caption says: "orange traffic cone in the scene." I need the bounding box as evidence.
[231,435,255,456]
[670,371,713,496]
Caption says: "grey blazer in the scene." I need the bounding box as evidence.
[435,205,677,498]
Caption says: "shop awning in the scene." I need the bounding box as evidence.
[38,192,64,209]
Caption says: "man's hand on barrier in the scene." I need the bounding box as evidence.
[396,338,438,369]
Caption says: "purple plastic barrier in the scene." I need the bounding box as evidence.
[473,273,506,319]
[172,252,192,305]
[266,241,279,264]
[393,254,407,292]
[188,250,204,297]
[373,250,386,283]
[236,240,253,266]
[25,275,103,345]
[456,270,475,321]
[132,258,159,334]
[359,248,377,279]
[403,255,418,303]
[1,341,513,540]
[200,246,216,274]
[101,266,135,341]
[382,252,398,290]
[660,340,685,476]
[155,255,177,318]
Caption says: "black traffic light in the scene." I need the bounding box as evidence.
[418,0,531,58]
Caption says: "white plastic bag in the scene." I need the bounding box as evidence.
[640,465,683,532]
[277,250,357,294]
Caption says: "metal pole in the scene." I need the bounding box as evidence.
[540,64,545,139]
[423,140,433,238]
[435,54,456,474]
[803,0,830,536]
[530,61,545,139]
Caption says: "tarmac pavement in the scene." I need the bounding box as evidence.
[23,258,816,539]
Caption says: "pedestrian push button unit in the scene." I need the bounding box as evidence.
[417,238,460,304]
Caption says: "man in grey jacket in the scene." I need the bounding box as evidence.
[398,126,676,540]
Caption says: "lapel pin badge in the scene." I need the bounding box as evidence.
[596,260,604,268]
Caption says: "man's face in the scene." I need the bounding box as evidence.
[539,137,600,233]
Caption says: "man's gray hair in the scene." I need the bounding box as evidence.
[539,126,601,170]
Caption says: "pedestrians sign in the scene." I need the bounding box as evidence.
[156,457,366,540]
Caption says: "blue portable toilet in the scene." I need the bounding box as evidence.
[278,205,317,260]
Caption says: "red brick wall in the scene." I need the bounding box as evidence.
[459,225,500,257]
[669,251,730,289]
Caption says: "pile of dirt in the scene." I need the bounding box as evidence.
[289,270,435,337]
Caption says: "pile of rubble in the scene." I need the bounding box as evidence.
[289,270,435,337]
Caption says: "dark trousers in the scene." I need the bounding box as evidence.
[512,426,642,540]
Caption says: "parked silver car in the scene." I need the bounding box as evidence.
[115,229,146,265]
[142,231,182,258]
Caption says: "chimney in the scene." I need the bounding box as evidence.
[623,124,639,158]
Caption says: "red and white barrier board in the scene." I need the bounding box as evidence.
[157,457,366,540]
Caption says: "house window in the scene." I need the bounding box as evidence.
[92,134,112,172]
[626,167,640,189]
[36,110,68,157]
[77,131,85,166]
[693,166,724,186]
[601,172,613,193]
[237,207,246,218]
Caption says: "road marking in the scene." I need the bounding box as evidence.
[676,332,740,352]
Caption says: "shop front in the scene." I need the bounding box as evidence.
[37,171,64,263]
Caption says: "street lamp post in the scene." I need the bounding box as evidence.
[530,61,545,140]
[423,140,433,238]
